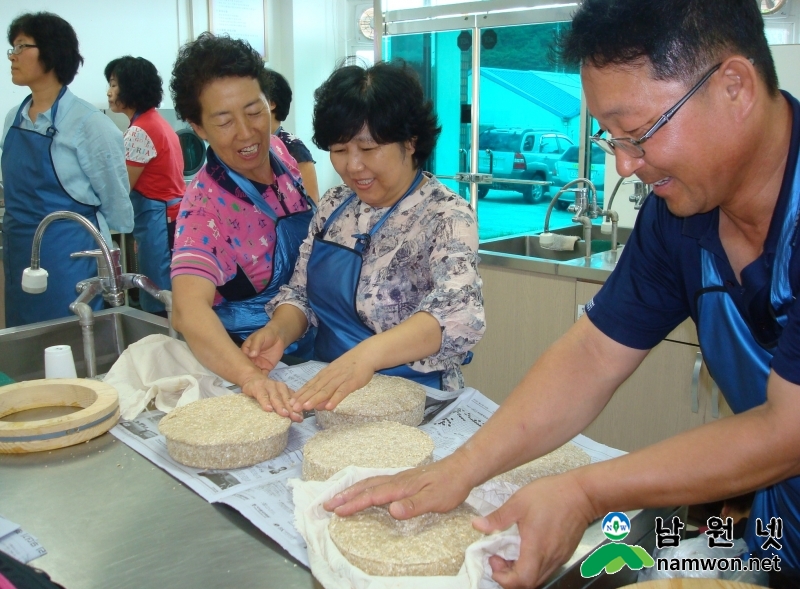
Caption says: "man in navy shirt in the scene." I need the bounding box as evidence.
[326,1,800,587]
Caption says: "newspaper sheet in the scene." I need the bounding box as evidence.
[112,409,321,502]
[111,362,625,567]
[0,515,47,564]
[217,466,310,566]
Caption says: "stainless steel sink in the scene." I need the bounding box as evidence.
[479,225,632,262]
[0,307,169,381]
[479,235,594,261]
[549,224,632,244]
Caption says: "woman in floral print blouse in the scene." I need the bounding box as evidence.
[243,61,485,420]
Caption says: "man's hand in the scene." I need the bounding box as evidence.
[324,453,476,519]
[291,346,377,412]
[241,374,304,423]
[473,472,596,589]
[241,325,285,372]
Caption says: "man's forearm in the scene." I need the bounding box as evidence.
[577,370,800,519]
[454,317,648,489]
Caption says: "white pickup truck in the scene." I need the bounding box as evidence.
[477,128,574,204]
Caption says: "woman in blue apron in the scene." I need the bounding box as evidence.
[168,34,314,421]
[243,61,485,417]
[2,13,133,327]
[105,56,186,315]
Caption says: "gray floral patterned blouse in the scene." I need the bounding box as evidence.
[266,173,485,391]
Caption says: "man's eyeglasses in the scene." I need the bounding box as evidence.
[591,63,722,159]
[7,44,37,57]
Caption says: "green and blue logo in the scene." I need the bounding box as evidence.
[602,512,631,541]
[580,512,655,578]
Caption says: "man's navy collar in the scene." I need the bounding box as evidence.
[681,207,715,240]
[681,90,800,259]
[766,90,800,258]
[680,207,722,258]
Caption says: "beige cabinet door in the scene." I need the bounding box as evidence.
[576,281,720,451]
[698,355,733,423]
[581,340,710,451]
[462,266,577,405]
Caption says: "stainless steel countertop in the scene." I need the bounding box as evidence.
[1,431,318,589]
[2,421,676,589]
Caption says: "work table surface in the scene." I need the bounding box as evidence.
[1,431,317,589]
[2,423,678,589]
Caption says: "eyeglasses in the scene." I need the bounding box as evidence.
[7,44,37,57]
[591,63,722,159]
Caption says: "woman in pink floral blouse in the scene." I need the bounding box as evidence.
[168,33,314,417]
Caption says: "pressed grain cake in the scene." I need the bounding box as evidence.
[315,374,427,429]
[490,442,591,487]
[329,503,484,576]
[158,394,291,469]
[302,421,435,481]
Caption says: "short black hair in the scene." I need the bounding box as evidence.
[105,56,163,112]
[8,12,83,85]
[558,0,779,95]
[170,32,267,125]
[262,68,292,121]
[312,61,441,169]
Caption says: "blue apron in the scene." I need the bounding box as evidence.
[696,159,800,570]
[212,150,315,359]
[1,87,102,327]
[129,191,181,313]
[306,171,443,389]
[128,112,182,314]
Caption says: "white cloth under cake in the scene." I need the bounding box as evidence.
[104,334,232,419]
[290,466,522,589]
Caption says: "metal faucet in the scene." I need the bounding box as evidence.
[542,178,615,259]
[22,211,177,378]
[627,179,653,210]
[26,211,124,305]
[543,178,599,234]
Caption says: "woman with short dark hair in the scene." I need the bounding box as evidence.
[8,11,83,85]
[244,61,485,416]
[168,33,315,418]
[2,12,132,327]
[311,61,441,169]
[261,68,320,202]
[105,56,185,315]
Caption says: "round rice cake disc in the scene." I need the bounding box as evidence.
[491,442,591,487]
[158,394,291,469]
[315,374,426,429]
[302,421,435,481]
[329,503,484,576]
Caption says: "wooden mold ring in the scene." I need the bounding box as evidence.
[0,378,120,454]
